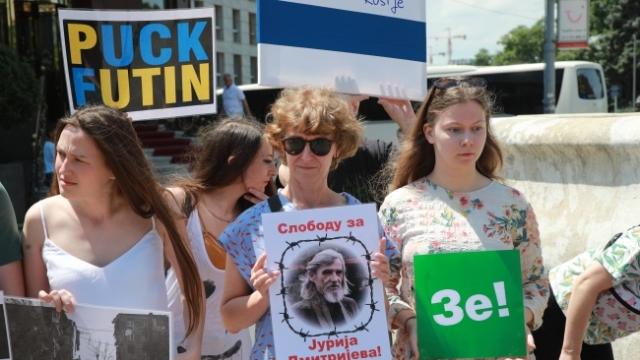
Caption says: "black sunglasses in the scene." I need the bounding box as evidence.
[282,137,333,156]
[424,77,487,109]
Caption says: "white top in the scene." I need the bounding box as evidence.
[222,84,246,116]
[166,208,251,358]
[40,204,169,311]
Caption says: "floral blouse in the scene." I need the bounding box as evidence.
[378,178,549,359]
[551,224,640,344]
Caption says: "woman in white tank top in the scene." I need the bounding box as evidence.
[166,118,277,359]
[21,106,205,360]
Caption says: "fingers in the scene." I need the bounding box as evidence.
[250,253,280,295]
[526,328,536,351]
[378,237,387,254]
[244,188,268,204]
[252,253,267,272]
[38,289,76,313]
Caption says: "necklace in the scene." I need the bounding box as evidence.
[196,208,228,270]
[199,200,234,223]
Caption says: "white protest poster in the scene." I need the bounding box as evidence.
[263,203,391,360]
[4,296,173,360]
[58,8,216,120]
[258,0,427,100]
[0,292,11,360]
[558,0,589,49]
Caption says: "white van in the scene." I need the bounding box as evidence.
[448,61,608,115]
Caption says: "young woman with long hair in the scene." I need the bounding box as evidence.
[378,78,549,359]
[165,117,277,359]
[21,105,204,359]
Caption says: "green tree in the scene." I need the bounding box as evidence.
[584,0,640,106]
[473,48,493,65]
[0,45,39,129]
[493,19,545,65]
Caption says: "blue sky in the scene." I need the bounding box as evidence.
[426,0,546,64]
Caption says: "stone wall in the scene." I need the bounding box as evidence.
[493,112,640,360]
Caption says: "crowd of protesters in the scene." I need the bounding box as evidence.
[1,78,639,360]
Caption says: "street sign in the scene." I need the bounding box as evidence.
[557,0,590,49]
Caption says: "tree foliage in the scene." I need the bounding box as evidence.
[493,19,545,65]
[0,45,39,129]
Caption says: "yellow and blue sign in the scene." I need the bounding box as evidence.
[58,9,215,120]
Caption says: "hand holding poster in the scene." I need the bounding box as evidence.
[3,296,173,360]
[262,203,391,360]
[258,0,427,100]
[414,250,526,359]
[58,9,215,120]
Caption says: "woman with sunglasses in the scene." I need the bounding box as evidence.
[165,117,276,359]
[378,78,549,359]
[219,87,398,359]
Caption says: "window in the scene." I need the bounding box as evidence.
[232,9,241,43]
[234,54,242,84]
[250,56,258,83]
[216,52,225,86]
[215,5,223,41]
[577,68,604,99]
[249,13,256,45]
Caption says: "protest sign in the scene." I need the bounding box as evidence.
[4,296,173,360]
[258,0,427,100]
[414,250,526,359]
[0,293,10,360]
[262,203,391,360]
[58,8,215,120]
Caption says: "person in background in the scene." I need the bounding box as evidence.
[222,73,252,118]
[43,124,56,189]
[165,117,276,359]
[219,87,396,359]
[21,105,205,360]
[0,181,24,296]
[378,78,548,359]
[532,225,640,360]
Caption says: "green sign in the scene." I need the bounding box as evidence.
[414,250,526,359]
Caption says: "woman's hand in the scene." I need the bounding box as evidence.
[501,323,536,360]
[39,289,76,313]
[370,238,390,284]
[405,316,419,360]
[377,97,416,136]
[250,253,280,297]
[244,187,269,204]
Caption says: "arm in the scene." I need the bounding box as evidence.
[0,262,24,296]
[0,184,25,296]
[560,262,613,359]
[518,205,549,331]
[21,203,50,298]
[242,99,253,118]
[220,253,278,333]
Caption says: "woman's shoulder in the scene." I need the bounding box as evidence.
[381,178,430,205]
[486,181,531,207]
